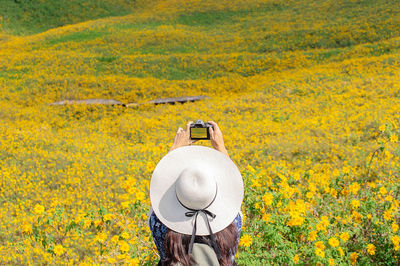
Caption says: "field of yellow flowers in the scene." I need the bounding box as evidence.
[0,0,400,264]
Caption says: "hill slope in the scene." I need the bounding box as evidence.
[0,0,142,35]
[1,0,399,105]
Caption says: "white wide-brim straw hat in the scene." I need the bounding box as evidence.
[150,145,244,236]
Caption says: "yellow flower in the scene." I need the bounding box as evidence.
[117,253,127,260]
[83,219,91,228]
[390,134,398,143]
[392,223,399,233]
[246,164,256,173]
[340,232,350,242]
[383,209,393,221]
[262,213,271,223]
[391,235,400,250]
[93,219,102,227]
[239,235,252,247]
[328,237,339,248]
[95,232,107,244]
[352,211,362,223]
[316,223,324,232]
[329,258,335,266]
[293,172,301,180]
[111,235,120,244]
[379,186,387,195]
[315,248,325,258]
[262,193,273,206]
[121,231,130,239]
[107,257,116,263]
[121,201,130,209]
[351,199,360,209]
[348,183,360,195]
[342,166,350,175]
[338,247,344,256]
[103,213,115,222]
[308,230,317,241]
[125,237,135,246]
[293,254,300,264]
[315,241,325,250]
[128,257,140,266]
[135,191,146,201]
[350,252,358,265]
[251,179,261,188]
[366,244,376,255]
[119,240,130,253]
[242,211,247,224]
[379,124,386,132]
[33,204,45,215]
[22,222,32,233]
[53,244,65,256]
[320,216,330,227]
[287,213,304,227]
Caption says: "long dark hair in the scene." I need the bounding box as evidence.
[163,222,238,266]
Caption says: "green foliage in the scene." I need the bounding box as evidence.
[0,0,138,35]
[176,9,251,27]
[46,30,107,45]
[237,166,400,265]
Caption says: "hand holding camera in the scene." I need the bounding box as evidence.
[189,120,213,140]
[207,121,228,156]
[170,120,228,156]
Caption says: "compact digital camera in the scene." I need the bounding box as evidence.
[190,120,213,140]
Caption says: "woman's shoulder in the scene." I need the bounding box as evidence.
[233,212,242,230]
[147,207,154,227]
[148,209,167,231]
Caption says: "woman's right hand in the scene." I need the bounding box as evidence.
[169,121,196,152]
[208,121,229,157]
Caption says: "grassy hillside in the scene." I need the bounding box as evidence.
[0,0,142,35]
[0,0,399,264]
[1,0,399,105]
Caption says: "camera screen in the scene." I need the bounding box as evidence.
[191,128,208,139]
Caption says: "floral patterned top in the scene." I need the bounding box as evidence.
[148,211,243,262]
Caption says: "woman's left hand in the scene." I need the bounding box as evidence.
[169,121,196,152]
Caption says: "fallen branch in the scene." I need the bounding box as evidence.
[49,96,209,107]
[49,99,125,106]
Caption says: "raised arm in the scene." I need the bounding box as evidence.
[169,120,229,157]
[208,121,229,157]
[169,121,195,152]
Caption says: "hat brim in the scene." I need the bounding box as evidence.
[150,145,243,235]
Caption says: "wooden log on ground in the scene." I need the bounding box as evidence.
[49,96,209,107]
[150,95,209,105]
[49,99,125,106]
[126,95,209,106]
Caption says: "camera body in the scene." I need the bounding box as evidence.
[190,120,213,140]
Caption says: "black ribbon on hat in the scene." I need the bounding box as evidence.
[185,209,222,260]
[176,185,221,260]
